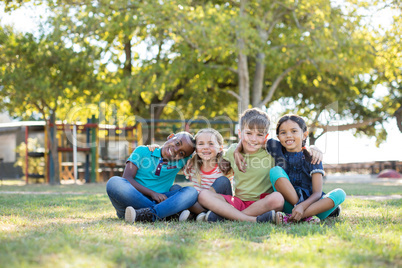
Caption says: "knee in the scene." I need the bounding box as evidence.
[169,184,182,192]
[181,186,198,198]
[106,176,123,194]
[269,166,288,186]
[331,188,346,206]
[214,176,231,187]
[211,176,231,194]
[198,189,212,205]
[268,192,285,211]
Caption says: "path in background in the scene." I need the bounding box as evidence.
[325,174,402,185]
[1,174,401,200]
[325,174,402,200]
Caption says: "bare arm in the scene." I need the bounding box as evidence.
[233,141,247,173]
[289,173,323,221]
[122,162,167,203]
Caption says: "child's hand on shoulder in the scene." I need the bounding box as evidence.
[234,141,247,172]
[307,145,323,164]
[219,159,232,174]
[184,158,193,174]
[147,144,160,152]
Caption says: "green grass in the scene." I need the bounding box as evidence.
[1,181,401,267]
[323,182,402,196]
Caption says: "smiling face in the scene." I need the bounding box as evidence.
[195,132,222,162]
[161,134,195,161]
[239,127,267,154]
[277,120,308,152]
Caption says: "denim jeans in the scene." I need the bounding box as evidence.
[106,176,198,221]
[170,176,233,195]
[211,176,233,195]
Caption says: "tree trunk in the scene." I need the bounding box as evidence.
[124,36,132,77]
[252,52,265,107]
[237,0,249,114]
[395,106,402,132]
[308,131,317,146]
[48,112,60,184]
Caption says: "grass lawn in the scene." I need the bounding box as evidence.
[0,180,401,267]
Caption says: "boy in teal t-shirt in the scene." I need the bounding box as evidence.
[106,132,198,223]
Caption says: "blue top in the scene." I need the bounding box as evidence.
[266,139,325,204]
[127,146,190,193]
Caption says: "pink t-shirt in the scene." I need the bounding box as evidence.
[184,164,233,192]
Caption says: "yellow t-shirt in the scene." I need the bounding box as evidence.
[223,143,275,201]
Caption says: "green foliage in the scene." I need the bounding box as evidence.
[0,25,101,121]
[1,0,401,143]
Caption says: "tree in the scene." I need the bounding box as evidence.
[3,0,399,146]
[371,0,402,133]
[0,25,100,183]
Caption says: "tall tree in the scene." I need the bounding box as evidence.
[0,25,100,183]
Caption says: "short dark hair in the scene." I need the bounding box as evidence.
[175,131,196,148]
[239,108,270,134]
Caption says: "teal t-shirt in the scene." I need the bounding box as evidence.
[127,146,190,193]
[223,143,275,201]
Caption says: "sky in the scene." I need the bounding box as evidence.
[1,3,401,165]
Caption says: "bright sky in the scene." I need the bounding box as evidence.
[1,3,401,165]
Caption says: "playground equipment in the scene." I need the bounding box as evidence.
[49,117,143,184]
[139,118,237,145]
[1,116,235,184]
[15,118,143,184]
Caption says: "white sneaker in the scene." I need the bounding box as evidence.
[125,206,136,224]
[196,212,207,222]
[179,210,191,221]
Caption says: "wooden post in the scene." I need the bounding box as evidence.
[44,125,49,183]
[25,126,29,184]
[137,123,143,146]
[73,124,78,183]
[90,116,97,183]
[85,118,90,183]
[58,133,62,181]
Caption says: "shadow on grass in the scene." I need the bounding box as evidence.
[1,192,401,267]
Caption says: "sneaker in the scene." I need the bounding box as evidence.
[205,210,225,222]
[196,212,207,222]
[124,206,155,223]
[256,210,276,223]
[179,210,191,222]
[302,215,320,224]
[328,206,341,218]
[125,206,136,224]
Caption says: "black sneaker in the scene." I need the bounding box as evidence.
[205,210,225,222]
[125,206,156,223]
[256,210,276,223]
[328,206,341,218]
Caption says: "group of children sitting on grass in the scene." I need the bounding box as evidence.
[106,108,346,225]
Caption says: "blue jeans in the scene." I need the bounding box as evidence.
[106,176,198,221]
[170,176,233,195]
[270,166,346,220]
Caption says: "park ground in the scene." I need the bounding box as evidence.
[0,174,401,268]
